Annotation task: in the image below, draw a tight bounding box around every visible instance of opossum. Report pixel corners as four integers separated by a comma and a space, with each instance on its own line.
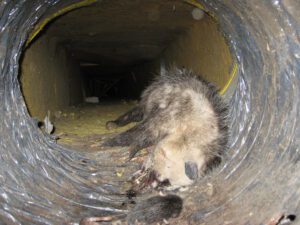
103, 67, 229, 189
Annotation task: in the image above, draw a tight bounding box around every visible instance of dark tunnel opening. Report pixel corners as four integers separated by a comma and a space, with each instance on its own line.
19, 0, 236, 151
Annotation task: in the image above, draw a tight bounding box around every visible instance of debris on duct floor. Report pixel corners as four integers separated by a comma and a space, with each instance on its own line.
53, 100, 138, 153
52, 100, 154, 199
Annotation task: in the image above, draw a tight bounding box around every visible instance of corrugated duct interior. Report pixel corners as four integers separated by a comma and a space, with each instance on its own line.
0, 0, 299, 224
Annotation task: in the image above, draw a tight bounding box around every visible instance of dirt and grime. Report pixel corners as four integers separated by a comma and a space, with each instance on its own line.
53, 100, 138, 152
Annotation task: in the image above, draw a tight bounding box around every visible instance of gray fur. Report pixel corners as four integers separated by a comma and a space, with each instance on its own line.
103, 67, 229, 189
127, 195, 182, 225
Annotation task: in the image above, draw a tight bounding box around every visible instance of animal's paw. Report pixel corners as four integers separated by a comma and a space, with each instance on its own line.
106, 121, 118, 130
131, 169, 170, 191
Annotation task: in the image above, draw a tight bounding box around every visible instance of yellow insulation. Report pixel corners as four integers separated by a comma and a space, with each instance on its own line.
184, 0, 238, 95
220, 62, 238, 95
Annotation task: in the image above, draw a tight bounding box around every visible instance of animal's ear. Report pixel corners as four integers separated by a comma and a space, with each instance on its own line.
185, 161, 198, 180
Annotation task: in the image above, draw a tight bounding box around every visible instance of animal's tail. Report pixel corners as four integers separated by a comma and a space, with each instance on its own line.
127, 194, 183, 225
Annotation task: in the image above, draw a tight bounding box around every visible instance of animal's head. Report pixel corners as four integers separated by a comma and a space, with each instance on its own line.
152, 145, 196, 190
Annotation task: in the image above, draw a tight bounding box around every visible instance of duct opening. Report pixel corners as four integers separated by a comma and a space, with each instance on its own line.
3, 0, 299, 224
19, 0, 236, 151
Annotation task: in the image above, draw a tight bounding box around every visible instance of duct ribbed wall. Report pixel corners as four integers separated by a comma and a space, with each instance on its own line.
0, 0, 299, 224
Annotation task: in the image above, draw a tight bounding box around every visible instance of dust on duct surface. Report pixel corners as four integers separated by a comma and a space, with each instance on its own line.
1, 0, 300, 225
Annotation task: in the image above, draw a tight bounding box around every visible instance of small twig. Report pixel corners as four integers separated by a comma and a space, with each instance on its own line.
80, 216, 113, 225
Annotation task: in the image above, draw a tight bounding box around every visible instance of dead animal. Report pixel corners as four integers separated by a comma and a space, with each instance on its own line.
103, 67, 229, 190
